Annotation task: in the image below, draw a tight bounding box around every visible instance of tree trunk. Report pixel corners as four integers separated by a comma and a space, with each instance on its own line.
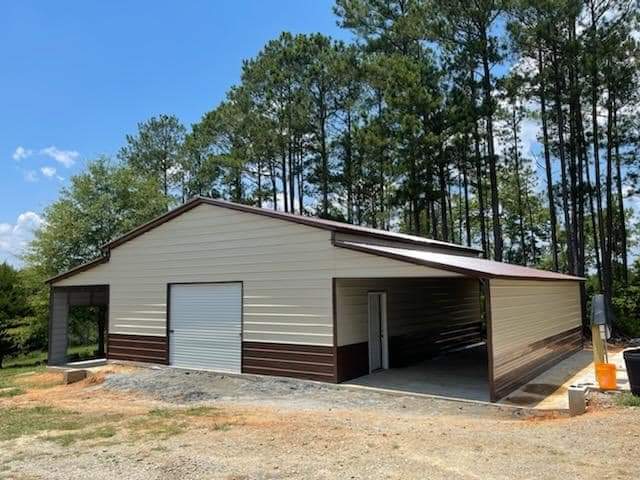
512, 102, 527, 265
411, 151, 421, 234
605, 81, 615, 288
538, 48, 559, 272
613, 98, 628, 283
439, 155, 449, 242
590, 1, 612, 310
257, 158, 263, 208
320, 107, 329, 217
288, 135, 295, 213
270, 160, 278, 210
297, 139, 305, 215
463, 152, 472, 247
345, 110, 353, 223
473, 123, 487, 257
280, 140, 288, 213
481, 43, 503, 261
471, 67, 488, 257
552, 50, 574, 274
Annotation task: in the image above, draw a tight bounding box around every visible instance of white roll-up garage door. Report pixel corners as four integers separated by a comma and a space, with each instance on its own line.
169, 283, 242, 373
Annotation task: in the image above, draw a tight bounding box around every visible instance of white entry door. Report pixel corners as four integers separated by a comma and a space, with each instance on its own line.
169, 283, 242, 373
368, 292, 388, 373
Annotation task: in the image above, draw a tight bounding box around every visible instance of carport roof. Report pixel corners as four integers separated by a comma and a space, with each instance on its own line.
334, 240, 584, 282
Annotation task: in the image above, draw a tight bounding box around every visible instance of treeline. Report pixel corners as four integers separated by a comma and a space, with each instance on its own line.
111, 1, 639, 311
17, 0, 640, 344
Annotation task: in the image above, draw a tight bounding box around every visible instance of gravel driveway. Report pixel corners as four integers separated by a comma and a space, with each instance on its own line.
1, 365, 638, 480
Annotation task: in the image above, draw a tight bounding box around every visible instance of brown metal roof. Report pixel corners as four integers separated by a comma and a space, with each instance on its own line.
103, 196, 481, 254
49, 197, 579, 285
334, 240, 584, 282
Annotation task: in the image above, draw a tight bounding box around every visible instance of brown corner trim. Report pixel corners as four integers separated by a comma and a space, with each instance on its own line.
482, 279, 496, 402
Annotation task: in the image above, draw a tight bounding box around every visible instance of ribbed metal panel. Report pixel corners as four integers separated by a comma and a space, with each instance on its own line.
48, 289, 69, 365
490, 279, 583, 399
169, 283, 242, 373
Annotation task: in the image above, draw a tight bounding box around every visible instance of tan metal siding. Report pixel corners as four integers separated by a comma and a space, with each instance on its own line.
53, 203, 458, 346
489, 279, 582, 399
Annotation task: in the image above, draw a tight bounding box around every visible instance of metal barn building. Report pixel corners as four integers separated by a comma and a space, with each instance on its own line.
47, 197, 583, 401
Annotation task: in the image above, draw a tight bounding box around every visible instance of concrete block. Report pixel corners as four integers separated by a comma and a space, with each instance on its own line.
568, 386, 586, 416
63, 369, 87, 384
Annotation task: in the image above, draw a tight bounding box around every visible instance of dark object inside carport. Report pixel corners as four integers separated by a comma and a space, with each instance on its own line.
623, 348, 640, 396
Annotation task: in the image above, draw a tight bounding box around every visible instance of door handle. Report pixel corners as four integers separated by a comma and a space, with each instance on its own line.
169, 329, 175, 334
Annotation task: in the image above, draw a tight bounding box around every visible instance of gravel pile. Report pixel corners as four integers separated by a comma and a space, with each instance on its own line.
104, 367, 337, 403
102, 366, 503, 416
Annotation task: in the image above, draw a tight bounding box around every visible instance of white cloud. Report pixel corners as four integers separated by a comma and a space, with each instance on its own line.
23, 170, 38, 182
0, 211, 44, 266
40, 166, 57, 177
12, 146, 32, 161
40, 146, 79, 168
519, 117, 540, 160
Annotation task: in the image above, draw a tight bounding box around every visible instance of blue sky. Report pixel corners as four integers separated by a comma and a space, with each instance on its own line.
0, 0, 348, 265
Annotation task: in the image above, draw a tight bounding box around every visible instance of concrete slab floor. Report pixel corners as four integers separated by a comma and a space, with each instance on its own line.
47, 358, 107, 373
501, 347, 630, 410
346, 345, 490, 402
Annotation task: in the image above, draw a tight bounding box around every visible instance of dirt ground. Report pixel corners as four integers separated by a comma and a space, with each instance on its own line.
1, 365, 639, 480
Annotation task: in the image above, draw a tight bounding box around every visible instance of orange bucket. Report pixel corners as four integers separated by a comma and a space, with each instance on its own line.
595, 363, 617, 390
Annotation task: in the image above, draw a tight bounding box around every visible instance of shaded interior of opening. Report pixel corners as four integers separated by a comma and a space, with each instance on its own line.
66, 305, 107, 361
336, 277, 490, 401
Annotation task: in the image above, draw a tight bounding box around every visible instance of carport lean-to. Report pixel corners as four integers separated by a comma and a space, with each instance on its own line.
47, 197, 584, 402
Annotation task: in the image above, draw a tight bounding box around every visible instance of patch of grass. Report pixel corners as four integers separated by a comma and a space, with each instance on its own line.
0, 387, 25, 398
3, 351, 47, 369
128, 416, 186, 440
66, 343, 100, 362
0, 406, 91, 441
138, 406, 230, 436
149, 406, 221, 418
16, 374, 63, 390
0, 365, 45, 389
45, 425, 117, 447
615, 392, 640, 407
184, 406, 219, 417
148, 408, 174, 418
3, 345, 100, 370
210, 422, 231, 432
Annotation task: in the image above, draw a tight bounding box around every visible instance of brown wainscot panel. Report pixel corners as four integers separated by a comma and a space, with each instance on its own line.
242, 341, 336, 382
493, 326, 583, 400
336, 342, 369, 382
107, 334, 168, 364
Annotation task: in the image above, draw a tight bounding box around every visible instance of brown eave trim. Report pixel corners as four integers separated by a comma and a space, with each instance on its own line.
333, 240, 585, 282
103, 196, 480, 254
46, 256, 109, 285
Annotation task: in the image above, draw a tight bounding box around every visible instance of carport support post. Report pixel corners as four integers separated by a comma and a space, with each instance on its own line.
481, 279, 497, 402
48, 287, 69, 365
97, 307, 106, 358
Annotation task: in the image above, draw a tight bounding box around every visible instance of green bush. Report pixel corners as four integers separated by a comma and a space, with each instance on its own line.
612, 286, 640, 337
615, 392, 640, 407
